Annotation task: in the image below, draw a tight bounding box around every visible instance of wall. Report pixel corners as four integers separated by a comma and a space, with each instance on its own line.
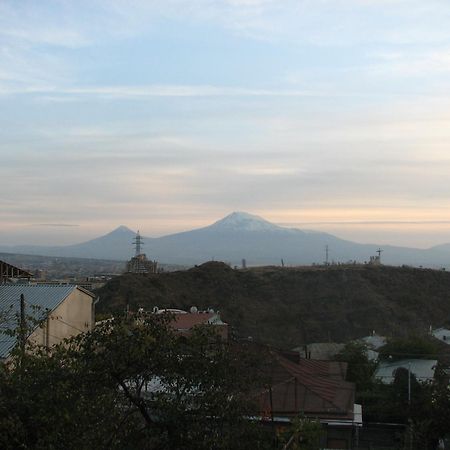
29, 289, 94, 348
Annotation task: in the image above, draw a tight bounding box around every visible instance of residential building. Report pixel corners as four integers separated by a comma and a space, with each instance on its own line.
432, 327, 450, 345
154, 307, 228, 340
374, 358, 438, 384
257, 348, 360, 449
0, 284, 96, 361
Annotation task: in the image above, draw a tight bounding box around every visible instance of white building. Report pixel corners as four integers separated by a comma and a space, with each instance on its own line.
432, 327, 450, 345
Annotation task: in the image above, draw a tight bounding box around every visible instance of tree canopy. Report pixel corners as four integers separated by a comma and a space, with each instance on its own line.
0, 314, 270, 450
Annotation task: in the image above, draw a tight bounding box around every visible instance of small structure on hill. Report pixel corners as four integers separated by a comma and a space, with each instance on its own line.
126, 231, 157, 274
368, 248, 383, 266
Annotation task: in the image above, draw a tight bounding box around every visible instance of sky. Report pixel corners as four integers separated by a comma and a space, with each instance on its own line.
1, 0, 450, 248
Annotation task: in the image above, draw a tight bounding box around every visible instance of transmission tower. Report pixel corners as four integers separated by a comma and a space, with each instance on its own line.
133, 230, 144, 256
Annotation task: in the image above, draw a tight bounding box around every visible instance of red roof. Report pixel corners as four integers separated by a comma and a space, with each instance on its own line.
170, 312, 216, 330
259, 350, 355, 420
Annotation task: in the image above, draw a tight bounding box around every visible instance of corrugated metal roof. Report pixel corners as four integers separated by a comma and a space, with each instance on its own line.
259, 352, 355, 420
0, 284, 77, 359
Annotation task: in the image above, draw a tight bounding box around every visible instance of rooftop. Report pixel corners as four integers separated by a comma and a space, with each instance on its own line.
0, 284, 94, 359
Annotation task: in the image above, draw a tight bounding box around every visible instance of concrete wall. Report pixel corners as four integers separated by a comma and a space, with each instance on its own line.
29, 289, 94, 348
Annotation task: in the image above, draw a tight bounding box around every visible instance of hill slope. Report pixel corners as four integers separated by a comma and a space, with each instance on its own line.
96, 262, 450, 348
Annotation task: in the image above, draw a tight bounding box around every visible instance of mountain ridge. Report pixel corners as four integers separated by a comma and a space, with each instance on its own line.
1, 212, 450, 268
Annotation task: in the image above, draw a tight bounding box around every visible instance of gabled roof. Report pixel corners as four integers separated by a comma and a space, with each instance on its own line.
0, 284, 94, 359
260, 351, 355, 420
359, 334, 387, 350
432, 327, 450, 345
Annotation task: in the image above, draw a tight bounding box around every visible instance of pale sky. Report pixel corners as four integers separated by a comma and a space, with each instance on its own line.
1, 0, 450, 248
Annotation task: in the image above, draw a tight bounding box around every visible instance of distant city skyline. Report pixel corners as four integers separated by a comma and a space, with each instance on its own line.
2, 1, 450, 248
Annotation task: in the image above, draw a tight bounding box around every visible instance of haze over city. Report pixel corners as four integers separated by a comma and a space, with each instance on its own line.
2, 1, 450, 248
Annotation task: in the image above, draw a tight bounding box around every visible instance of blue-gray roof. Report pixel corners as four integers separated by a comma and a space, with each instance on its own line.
375, 358, 438, 384
0, 284, 78, 359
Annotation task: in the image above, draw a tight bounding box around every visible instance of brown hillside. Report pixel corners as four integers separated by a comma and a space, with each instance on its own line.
96, 262, 450, 348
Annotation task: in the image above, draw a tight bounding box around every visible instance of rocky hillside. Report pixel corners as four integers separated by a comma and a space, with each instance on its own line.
96, 262, 450, 348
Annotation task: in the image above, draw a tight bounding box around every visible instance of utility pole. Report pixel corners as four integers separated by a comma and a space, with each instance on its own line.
325, 245, 329, 265
408, 362, 413, 450
19, 293, 26, 372
408, 362, 411, 405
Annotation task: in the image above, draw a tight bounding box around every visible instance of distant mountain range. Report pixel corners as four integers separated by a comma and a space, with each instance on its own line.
2, 212, 450, 268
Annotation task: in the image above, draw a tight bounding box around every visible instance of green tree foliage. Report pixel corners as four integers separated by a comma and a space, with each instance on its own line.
0, 314, 270, 450
335, 342, 377, 391
278, 415, 323, 450
378, 335, 439, 361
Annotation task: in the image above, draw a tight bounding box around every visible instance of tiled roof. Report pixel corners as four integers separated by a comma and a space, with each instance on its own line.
0, 284, 78, 359
170, 312, 225, 330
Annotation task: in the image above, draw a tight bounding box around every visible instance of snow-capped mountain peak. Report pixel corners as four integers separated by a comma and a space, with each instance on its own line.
209, 212, 282, 232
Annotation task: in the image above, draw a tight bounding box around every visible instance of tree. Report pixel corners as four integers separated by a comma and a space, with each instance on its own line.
378, 335, 439, 361
335, 342, 377, 391
0, 314, 270, 450
278, 415, 323, 450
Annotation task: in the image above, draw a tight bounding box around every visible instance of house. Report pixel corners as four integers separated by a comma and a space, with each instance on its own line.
432, 327, 450, 345
0, 284, 96, 361
154, 307, 228, 340
356, 333, 387, 361
257, 349, 360, 449
374, 358, 438, 384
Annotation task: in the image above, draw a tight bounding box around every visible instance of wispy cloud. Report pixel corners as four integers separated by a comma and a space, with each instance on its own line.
33, 223, 80, 228
34, 84, 322, 99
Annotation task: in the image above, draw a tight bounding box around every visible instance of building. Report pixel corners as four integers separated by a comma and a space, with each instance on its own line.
293, 342, 345, 360
154, 307, 228, 340
126, 231, 157, 274
0, 259, 33, 284
432, 327, 450, 345
0, 284, 96, 361
374, 358, 438, 384
257, 348, 360, 449
126, 253, 158, 274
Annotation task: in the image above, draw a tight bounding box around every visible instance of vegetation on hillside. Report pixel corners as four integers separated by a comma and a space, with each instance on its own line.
96, 262, 450, 347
